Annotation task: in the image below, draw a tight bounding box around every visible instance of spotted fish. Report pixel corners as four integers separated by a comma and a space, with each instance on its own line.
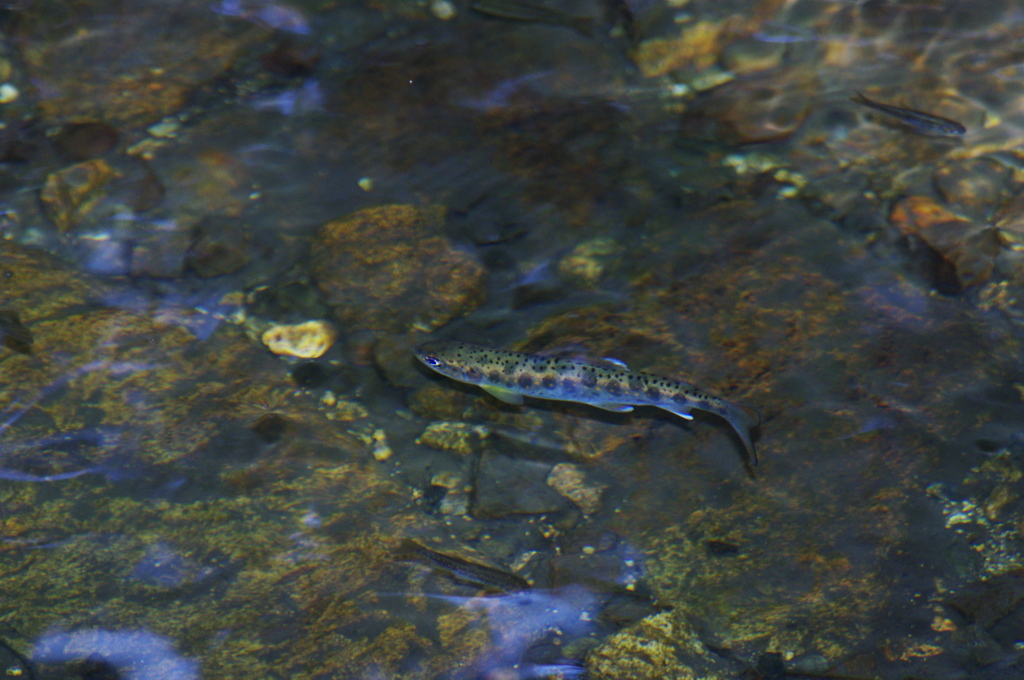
414, 340, 760, 464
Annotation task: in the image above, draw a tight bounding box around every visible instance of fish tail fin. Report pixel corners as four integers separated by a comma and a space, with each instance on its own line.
737, 403, 761, 427
725, 402, 760, 466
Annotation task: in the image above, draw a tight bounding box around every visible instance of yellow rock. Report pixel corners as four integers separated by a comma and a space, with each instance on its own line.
261, 320, 336, 358
632, 19, 733, 78
371, 428, 392, 461
416, 421, 489, 455
547, 463, 605, 515
40, 159, 119, 233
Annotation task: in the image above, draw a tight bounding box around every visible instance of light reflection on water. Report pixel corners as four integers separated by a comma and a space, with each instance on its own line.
33, 629, 200, 680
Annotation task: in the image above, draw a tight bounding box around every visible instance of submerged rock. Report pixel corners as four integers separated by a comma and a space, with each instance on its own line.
311, 205, 487, 333
547, 462, 605, 514
52, 121, 120, 161
40, 159, 118, 233
890, 195, 998, 290
416, 421, 489, 455
473, 451, 570, 517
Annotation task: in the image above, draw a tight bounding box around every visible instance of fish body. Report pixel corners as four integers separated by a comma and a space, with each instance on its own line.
414, 340, 760, 464
396, 538, 530, 593
851, 92, 966, 136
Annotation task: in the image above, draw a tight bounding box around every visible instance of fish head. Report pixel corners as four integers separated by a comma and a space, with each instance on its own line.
413, 340, 481, 383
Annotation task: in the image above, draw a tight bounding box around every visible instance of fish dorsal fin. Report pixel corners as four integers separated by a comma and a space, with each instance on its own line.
530, 345, 628, 370
482, 385, 525, 405
557, 352, 626, 368
591, 403, 634, 413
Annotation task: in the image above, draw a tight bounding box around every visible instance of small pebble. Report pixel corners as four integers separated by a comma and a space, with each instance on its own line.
147, 119, 179, 138
261, 320, 336, 358
0, 83, 19, 104
430, 0, 456, 19
371, 429, 392, 461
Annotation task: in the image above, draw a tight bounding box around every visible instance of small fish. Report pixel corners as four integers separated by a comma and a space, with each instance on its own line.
396, 538, 531, 593
851, 92, 966, 136
0, 310, 32, 354
414, 340, 760, 464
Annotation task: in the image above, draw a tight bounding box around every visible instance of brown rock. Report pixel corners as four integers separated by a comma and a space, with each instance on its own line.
632, 19, 734, 78
311, 205, 487, 333
14, 1, 268, 128
933, 158, 1013, 221
40, 159, 118, 233
692, 73, 815, 144
890, 195, 998, 289
185, 217, 251, 278
129, 231, 191, 279
407, 384, 474, 421
721, 36, 785, 75
52, 121, 120, 161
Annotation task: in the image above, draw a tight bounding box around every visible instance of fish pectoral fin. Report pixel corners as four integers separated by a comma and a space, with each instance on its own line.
591, 403, 635, 413
658, 405, 694, 421
482, 385, 525, 405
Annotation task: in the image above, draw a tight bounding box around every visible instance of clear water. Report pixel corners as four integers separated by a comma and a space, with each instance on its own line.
1, 0, 1024, 678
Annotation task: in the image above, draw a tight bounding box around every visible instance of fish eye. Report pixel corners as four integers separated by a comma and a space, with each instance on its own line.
423, 355, 441, 367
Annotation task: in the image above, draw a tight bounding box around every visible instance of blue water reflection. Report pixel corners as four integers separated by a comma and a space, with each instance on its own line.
33, 629, 200, 680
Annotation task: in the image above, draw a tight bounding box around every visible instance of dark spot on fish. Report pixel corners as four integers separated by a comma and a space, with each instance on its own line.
695, 399, 711, 411
606, 381, 622, 396
647, 387, 661, 400
488, 371, 501, 382
582, 373, 598, 388
562, 378, 577, 393
673, 393, 690, 404
465, 367, 481, 380
518, 374, 534, 388
541, 375, 556, 389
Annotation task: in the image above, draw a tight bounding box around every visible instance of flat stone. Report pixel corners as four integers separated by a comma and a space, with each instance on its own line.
472, 451, 569, 518
311, 205, 487, 334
